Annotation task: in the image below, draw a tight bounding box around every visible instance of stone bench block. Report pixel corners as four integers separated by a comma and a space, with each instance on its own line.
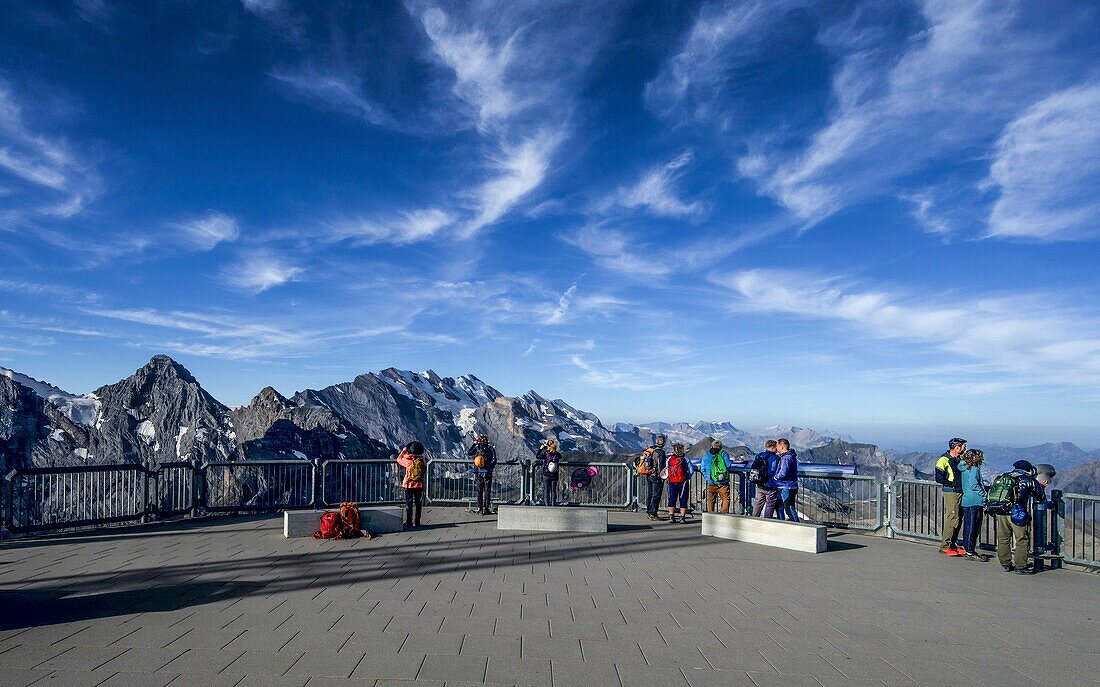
283, 506, 404, 538
701, 512, 827, 553
496, 505, 608, 533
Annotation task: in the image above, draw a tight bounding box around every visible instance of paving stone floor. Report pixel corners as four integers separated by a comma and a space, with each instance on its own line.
0, 508, 1097, 687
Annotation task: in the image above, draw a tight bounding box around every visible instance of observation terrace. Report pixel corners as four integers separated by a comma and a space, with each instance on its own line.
2, 506, 1098, 687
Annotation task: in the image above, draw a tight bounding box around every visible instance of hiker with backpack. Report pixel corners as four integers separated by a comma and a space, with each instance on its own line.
750, 439, 780, 517
637, 434, 667, 520
958, 448, 989, 561
772, 439, 799, 522
397, 441, 427, 528
988, 460, 1053, 574
665, 442, 692, 523
536, 439, 562, 506
467, 434, 497, 515
700, 439, 732, 513
935, 438, 967, 556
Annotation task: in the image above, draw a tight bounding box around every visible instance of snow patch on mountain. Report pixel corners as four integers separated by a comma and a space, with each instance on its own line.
0, 367, 101, 426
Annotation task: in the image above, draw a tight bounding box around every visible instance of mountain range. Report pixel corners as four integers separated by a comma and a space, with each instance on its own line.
2, 355, 1097, 496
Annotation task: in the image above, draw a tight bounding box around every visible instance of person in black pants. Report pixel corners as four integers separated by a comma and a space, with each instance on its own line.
397, 442, 426, 527
468, 434, 497, 515
644, 435, 668, 520
536, 439, 562, 505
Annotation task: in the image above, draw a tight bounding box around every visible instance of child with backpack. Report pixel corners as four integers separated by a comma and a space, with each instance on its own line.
665, 443, 692, 523
957, 448, 989, 560
536, 439, 562, 506
397, 441, 427, 528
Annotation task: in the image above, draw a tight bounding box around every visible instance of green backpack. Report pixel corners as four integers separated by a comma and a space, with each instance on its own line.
985, 472, 1018, 515
709, 452, 729, 483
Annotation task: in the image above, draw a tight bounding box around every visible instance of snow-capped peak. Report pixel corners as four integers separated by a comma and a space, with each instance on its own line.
1, 367, 101, 426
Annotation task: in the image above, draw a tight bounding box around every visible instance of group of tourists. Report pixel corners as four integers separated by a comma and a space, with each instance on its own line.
935, 437, 1055, 574
634, 434, 801, 523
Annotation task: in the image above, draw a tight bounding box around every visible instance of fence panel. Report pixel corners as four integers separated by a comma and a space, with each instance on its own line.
4, 464, 148, 533
202, 461, 314, 511
539, 463, 633, 505
796, 474, 882, 530
427, 459, 526, 506
892, 478, 943, 541
322, 460, 404, 505
1062, 493, 1100, 567
153, 462, 195, 517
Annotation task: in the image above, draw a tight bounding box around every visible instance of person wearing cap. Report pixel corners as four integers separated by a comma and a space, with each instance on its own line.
643, 435, 668, 520
467, 434, 497, 515
935, 438, 967, 556
700, 439, 733, 513
397, 441, 427, 528
771, 438, 799, 522
995, 460, 1052, 574
665, 442, 692, 523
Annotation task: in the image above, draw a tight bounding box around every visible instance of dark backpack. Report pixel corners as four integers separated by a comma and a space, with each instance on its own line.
667, 456, 687, 484
748, 455, 770, 486
570, 467, 591, 489
985, 472, 1019, 515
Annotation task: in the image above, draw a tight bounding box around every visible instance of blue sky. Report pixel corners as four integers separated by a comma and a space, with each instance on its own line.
2, 0, 1100, 448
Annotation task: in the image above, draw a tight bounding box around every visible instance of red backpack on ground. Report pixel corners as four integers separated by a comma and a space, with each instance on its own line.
313, 511, 342, 539
667, 455, 688, 484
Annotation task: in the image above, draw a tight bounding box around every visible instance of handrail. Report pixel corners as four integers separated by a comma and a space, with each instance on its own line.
2, 459, 1094, 570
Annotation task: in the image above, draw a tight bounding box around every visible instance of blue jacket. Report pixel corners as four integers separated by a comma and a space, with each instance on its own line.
758, 450, 779, 488
771, 450, 798, 490
467, 442, 497, 475
958, 463, 987, 507
700, 450, 731, 485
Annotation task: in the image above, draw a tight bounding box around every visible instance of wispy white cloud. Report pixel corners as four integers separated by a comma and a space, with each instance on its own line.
563, 224, 668, 277
569, 353, 716, 392
722, 269, 1100, 388
174, 211, 240, 251
222, 251, 303, 294
606, 151, 704, 219
461, 131, 560, 237
984, 82, 1100, 241
269, 65, 400, 130
0, 77, 96, 218
321, 207, 454, 246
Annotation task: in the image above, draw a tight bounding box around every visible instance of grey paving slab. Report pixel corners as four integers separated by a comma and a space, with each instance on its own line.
167, 673, 244, 687
98, 671, 179, 687
416, 654, 488, 683
460, 633, 522, 658
222, 649, 304, 676
285, 650, 366, 679
485, 656, 552, 686
399, 632, 463, 655
551, 657, 622, 687
680, 667, 756, 687
615, 662, 690, 687
348, 649, 424, 681
231, 676, 308, 687
158, 648, 245, 675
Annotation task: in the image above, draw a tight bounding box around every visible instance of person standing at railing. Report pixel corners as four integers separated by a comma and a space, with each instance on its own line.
772, 439, 799, 522
935, 437, 967, 556
958, 448, 989, 561
700, 439, 732, 513
468, 434, 497, 515
992, 460, 1050, 575
665, 443, 691, 523
397, 441, 427, 528
536, 439, 562, 506
638, 435, 668, 521
751, 440, 780, 517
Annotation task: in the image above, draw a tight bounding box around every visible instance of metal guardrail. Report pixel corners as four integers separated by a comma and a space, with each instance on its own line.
428, 459, 527, 506
202, 460, 315, 512
321, 459, 404, 506
1062, 493, 1100, 567
4, 464, 149, 533
3, 460, 1095, 571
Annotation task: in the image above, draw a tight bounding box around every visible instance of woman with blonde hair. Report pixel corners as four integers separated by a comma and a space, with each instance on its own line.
536, 438, 562, 506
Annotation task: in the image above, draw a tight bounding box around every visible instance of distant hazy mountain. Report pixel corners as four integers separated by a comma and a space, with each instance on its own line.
1055, 460, 1100, 496
614, 420, 849, 451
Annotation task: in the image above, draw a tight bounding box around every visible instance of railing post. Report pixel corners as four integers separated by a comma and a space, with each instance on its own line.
311, 458, 322, 509
884, 475, 895, 538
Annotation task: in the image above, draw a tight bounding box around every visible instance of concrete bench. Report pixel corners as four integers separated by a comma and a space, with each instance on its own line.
283, 506, 404, 538
701, 512, 827, 553
497, 505, 608, 533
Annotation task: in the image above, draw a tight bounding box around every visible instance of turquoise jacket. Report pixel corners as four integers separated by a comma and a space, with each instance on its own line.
958, 463, 988, 508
